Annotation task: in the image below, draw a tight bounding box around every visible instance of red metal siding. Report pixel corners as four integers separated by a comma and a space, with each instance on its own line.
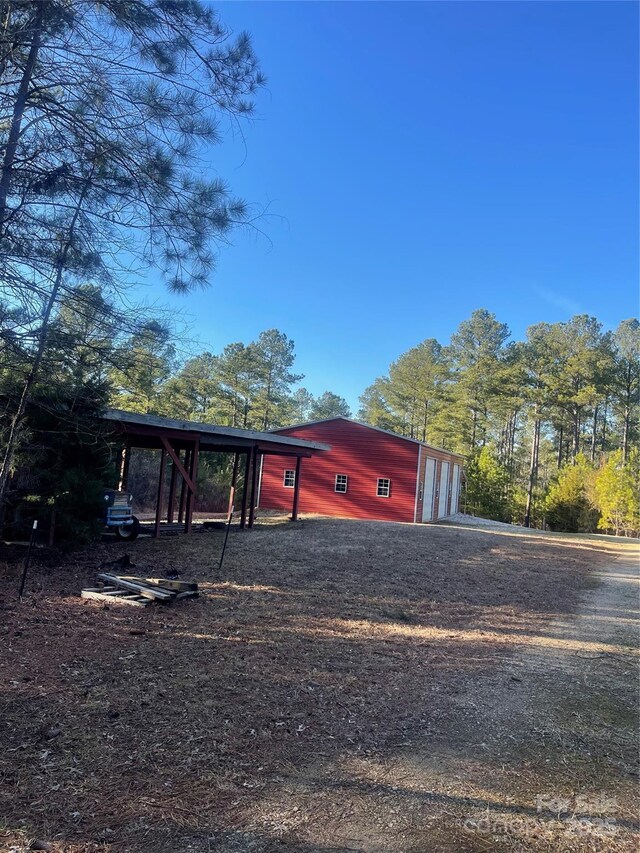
259, 420, 421, 523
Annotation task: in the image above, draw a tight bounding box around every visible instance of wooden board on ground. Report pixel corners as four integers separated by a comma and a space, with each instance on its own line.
96, 573, 175, 601
81, 588, 149, 607
119, 576, 198, 592
83, 574, 199, 607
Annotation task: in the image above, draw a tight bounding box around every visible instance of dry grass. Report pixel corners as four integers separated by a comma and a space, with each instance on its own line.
0, 515, 638, 853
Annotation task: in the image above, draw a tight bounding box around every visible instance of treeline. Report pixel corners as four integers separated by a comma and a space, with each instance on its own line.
109, 320, 351, 428
2, 288, 637, 539
1, 283, 351, 438
0, 284, 351, 537
358, 310, 639, 536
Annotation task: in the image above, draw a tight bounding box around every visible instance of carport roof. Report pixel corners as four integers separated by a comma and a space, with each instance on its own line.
103, 409, 330, 456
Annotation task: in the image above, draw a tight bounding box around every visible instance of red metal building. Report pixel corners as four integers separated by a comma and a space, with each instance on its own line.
258, 418, 464, 524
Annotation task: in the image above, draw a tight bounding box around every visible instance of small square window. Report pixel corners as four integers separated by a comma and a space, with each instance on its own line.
283, 469, 295, 488
377, 478, 391, 498
335, 474, 348, 493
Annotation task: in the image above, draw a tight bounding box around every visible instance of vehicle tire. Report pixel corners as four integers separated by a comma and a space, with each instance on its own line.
115, 516, 140, 541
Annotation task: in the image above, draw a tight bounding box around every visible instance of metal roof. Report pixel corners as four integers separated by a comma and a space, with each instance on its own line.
103, 409, 330, 453
270, 416, 465, 459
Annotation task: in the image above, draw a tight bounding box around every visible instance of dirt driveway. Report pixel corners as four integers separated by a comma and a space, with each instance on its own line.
1, 516, 638, 852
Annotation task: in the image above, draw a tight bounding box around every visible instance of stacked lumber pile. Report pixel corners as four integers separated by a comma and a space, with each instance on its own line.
81, 574, 198, 607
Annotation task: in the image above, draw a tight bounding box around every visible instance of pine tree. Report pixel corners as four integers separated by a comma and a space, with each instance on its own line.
287, 388, 315, 423
214, 341, 261, 428
358, 378, 403, 433
0, 0, 265, 516
356, 309, 635, 532
252, 330, 303, 429
110, 321, 176, 414
159, 353, 220, 421
447, 309, 511, 453
309, 392, 351, 420
611, 319, 640, 461
534, 316, 609, 463
385, 339, 449, 442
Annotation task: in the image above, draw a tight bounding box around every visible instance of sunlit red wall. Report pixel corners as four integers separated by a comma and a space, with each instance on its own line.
259, 419, 421, 523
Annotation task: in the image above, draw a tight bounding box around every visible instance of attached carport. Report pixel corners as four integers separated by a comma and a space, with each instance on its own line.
103, 409, 329, 536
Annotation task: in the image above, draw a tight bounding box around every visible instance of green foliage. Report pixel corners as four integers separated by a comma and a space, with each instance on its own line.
159, 353, 220, 421
110, 320, 176, 414
446, 310, 512, 453
386, 339, 448, 441
213, 341, 261, 427
309, 391, 351, 420
287, 388, 315, 423
193, 454, 236, 513
2, 375, 114, 545
611, 319, 640, 460
0, 0, 267, 521
1, 286, 118, 544
594, 450, 640, 536
358, 308, 637, 533
358, 378, 402, 433
1, 0, 266, 300
510, 485, 529, 526
48, 285, 118, 387
464, 445, 511, 522
359, 311, 518, 455
544, 455, 599, 533
251, 329, 303, 429
110, 326, 348, 432
52, 466, 111, 547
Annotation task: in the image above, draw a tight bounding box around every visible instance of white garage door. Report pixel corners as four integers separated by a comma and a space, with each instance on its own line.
450, 464, 460, 515
422, 457, 437, 521
437, 461, 450, 519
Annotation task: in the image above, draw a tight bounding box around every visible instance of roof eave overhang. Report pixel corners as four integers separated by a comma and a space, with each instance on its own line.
103, 410, 329, 455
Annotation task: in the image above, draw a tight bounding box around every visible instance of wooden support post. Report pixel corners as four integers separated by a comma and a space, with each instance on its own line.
154, 447, 167, 538
240, 450, 251, 529
167, 449, 179, 524
184, 438, 200, 533
160, 437, 196, 491
177, 448, 191, 524
228, 452, 239, 519
118, 444, 130, 491
248, 447, 260, 529
161, 437, 200, 528
291, 455, 302, 521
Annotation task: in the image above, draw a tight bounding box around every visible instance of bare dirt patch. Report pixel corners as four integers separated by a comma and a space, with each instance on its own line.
1, 516, 638, 852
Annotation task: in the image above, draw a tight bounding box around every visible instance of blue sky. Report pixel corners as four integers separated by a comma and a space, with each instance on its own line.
145, 1, 638, 411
